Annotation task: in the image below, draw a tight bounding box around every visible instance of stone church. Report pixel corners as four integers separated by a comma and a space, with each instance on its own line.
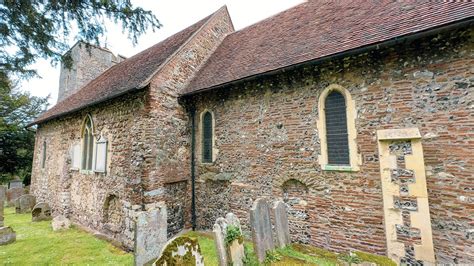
29, 1, 473, 264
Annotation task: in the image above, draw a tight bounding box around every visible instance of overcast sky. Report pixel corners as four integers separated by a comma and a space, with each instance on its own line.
20, 0, 304, 107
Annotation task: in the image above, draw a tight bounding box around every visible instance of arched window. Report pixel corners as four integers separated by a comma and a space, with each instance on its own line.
325, 91, 350, 165
316, 84, 360, 171
41, 141, 47, 169
82, 115, 94, 170
201, 111, 213, 163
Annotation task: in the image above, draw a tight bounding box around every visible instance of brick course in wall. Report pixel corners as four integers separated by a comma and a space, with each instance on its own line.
187, 26, 473, 263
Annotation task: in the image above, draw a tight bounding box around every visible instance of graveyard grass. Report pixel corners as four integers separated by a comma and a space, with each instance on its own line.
1, 207, 395, 265
0, 207, 133, 265
184, 231, 396, 266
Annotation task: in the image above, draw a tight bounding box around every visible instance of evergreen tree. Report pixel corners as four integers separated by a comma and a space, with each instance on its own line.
0, 73, 49, 184
0, 0, 161, 78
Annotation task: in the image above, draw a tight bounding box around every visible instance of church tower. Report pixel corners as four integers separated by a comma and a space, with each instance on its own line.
57, 41, 125, 102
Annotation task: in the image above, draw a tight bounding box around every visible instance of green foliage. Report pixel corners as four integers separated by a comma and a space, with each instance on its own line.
0, 0, 162, 78
1, 207, 133, 264
242, 243, 259, 266
338, 252, 362, 265
0, 76, 49, 184
264, 249, 282, 264
225, 225, 243, 246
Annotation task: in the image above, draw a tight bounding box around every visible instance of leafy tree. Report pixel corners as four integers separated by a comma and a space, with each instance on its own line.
1, 0, 161, 78
0, 73, 49, 185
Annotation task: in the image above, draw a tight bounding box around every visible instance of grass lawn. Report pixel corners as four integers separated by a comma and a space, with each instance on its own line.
184, 231, 395, 266
0, 207, 133, 265
1, 206, 394, 265
185, 230, 339, 265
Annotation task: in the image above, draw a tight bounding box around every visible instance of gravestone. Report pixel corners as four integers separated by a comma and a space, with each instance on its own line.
6, 187, 24, 206
134, 204, 167, 266
273, 200, 291, 247
0, 186, 6, 203
0, 201, 4, 227
250, 198, 274, 262
153, 236, 204, 266
213, 213, 245, 266
0, 198, 16, 245
228, 236, 245, 266
8, 179, 23, 189
52, 215, 71, 231
213, 218, 228, 266
0, 188, 5, 227
0, 226, 16, 245
32, 202, 52, 222
15, 194, 36, 214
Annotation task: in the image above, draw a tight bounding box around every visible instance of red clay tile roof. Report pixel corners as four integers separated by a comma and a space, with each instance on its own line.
183, 1, 474, 95
32, 12, 214, 125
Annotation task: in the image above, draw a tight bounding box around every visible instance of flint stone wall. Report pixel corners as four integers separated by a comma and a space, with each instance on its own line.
192, 26, 474, 263
30, 91, 148, 250
30, 8, 234, 251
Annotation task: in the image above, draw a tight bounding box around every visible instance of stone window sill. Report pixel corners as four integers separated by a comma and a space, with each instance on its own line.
79, 169, 95, 175
322, 165, 357, 172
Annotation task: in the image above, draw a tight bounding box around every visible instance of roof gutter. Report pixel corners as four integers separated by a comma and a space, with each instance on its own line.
180, 17, 474, 99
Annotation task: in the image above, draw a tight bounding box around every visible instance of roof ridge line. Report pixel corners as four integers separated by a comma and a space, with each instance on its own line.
231, 0, 307, 35
137, 5, 230, 89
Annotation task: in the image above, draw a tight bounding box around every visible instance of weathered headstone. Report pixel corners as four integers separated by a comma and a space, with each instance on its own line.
0, 226, 16, 245
213, 213, 245, 266
0, 188, 5, 227
152, 236, 204, 266
228, 237, 245, 266
0, 199, 16, 245
8, 179, 23, 189
0, 201, 4, 227
6, 187, 24, 206
15, 194, 36, 214
250, 198, 274, 262
134, 204, 167, 266
273, 200, 290, 247
52, 215, 71, 231
32, 202, 52, 222
213, 218, 228, 266
0, 186, 6, 203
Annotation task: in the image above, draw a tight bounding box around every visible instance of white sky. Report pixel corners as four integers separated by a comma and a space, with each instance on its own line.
20, 0, 305, 107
